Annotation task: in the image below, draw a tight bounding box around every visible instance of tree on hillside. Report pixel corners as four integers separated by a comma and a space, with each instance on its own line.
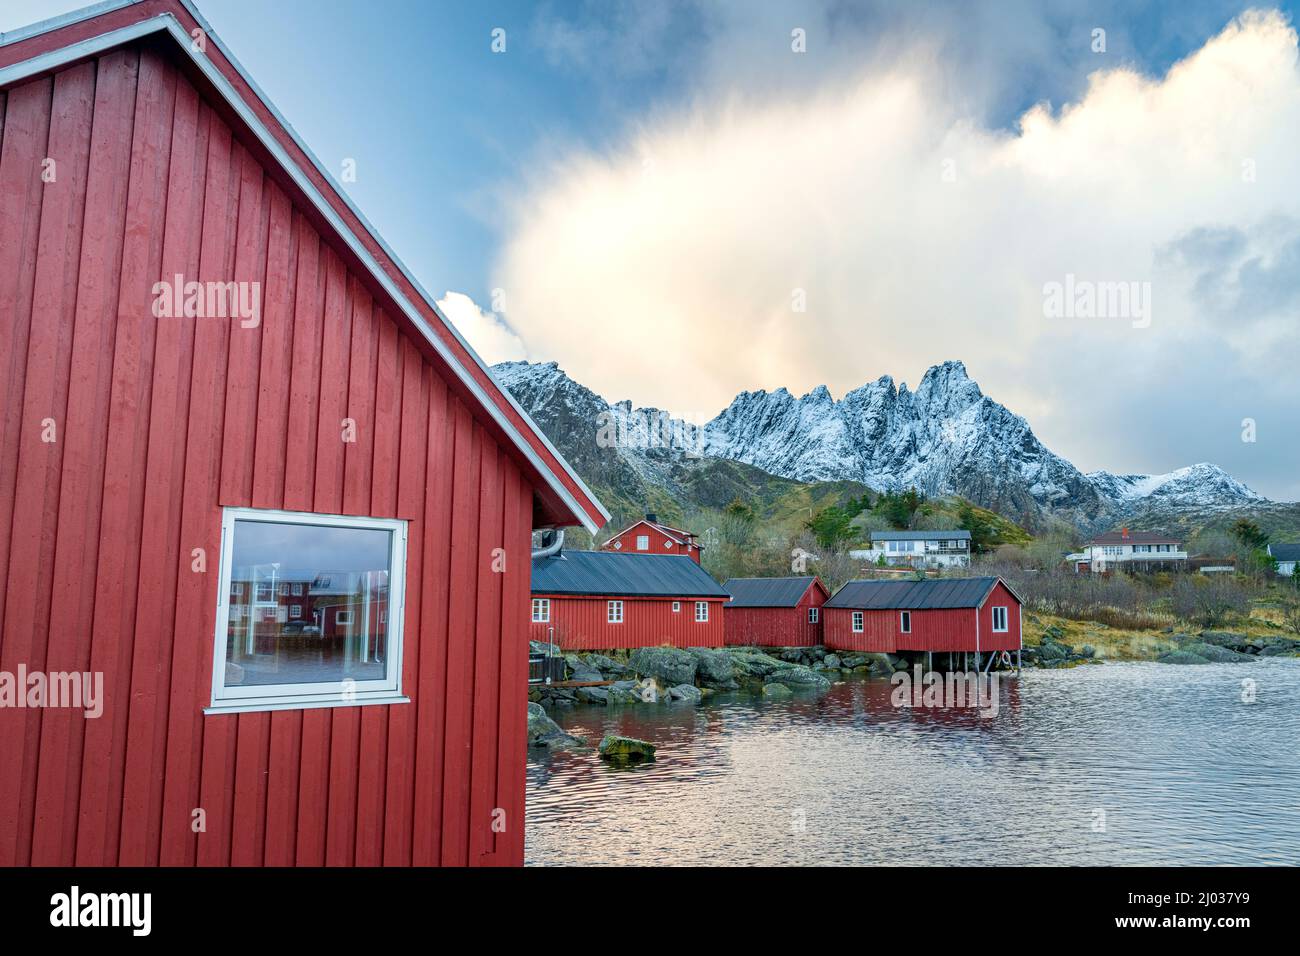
724, 497, 755, 523
1231, 519, 1268, 551
957, 501, 996, 553
874, 487, 925, 529
807, 505, 855, 550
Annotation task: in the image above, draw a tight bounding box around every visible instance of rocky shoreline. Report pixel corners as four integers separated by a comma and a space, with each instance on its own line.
525, 630, 1300, 751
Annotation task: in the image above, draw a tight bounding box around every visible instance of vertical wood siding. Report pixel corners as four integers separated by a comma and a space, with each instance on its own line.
723, 582, 827, 647
0, 48, 531, 866
825, 584, 1021, 654
529, 596, 725, 650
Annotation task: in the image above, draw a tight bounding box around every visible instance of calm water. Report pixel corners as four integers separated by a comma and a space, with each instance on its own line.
526, 661, 1300, 865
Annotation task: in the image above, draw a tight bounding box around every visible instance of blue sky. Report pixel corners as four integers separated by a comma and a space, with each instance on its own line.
5, 1, 1299, 498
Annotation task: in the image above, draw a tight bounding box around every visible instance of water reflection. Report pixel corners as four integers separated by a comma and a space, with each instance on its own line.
526, 661, 1300, 866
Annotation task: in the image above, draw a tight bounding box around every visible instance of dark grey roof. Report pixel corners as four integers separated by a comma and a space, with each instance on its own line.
825, 576, 1015, 610
532, 550, 728, 598
1270, 543, 1300, 561
869, 530, 971, 542
724, 577, 821, 608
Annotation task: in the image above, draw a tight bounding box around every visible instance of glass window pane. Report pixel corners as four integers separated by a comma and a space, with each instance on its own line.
225, 519, 393, 688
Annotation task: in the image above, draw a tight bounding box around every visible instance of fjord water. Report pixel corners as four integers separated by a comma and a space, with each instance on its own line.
526, 661, 1300, 865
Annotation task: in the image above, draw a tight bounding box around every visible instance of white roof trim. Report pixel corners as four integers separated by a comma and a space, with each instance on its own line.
0, 0, 609, 534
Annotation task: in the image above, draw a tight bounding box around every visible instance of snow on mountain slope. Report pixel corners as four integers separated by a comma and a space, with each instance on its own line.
493, 359, 1270, 530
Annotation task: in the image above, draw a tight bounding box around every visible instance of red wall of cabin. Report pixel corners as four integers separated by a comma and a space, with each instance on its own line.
724, 582, 827, 647
0, 48, 534, 867
824, 584, 1021, 654
529, 595, 725, 650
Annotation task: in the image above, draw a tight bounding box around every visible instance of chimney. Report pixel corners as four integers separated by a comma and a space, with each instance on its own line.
645, 512, 658, 524
1121, 527, 1129, 541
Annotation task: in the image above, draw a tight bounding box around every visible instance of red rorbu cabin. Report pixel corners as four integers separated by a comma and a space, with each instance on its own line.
0, 0, 608, 867
723, 576, 828, 647
601, 513, 703, 563
530, 549, 728, 650
823, 577, 1022, 661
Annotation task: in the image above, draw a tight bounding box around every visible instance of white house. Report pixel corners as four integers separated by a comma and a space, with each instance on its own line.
850, 530, 971, 569
1067, 530, 1187, 573
1268, 543, 1300, 577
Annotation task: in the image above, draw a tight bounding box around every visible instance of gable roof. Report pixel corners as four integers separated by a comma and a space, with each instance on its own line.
0, 0, 608, 534
724, 577, 824, 608
1269, 543, 1300, 562
532, 550, 728, 598
1087, 531, 1180, 546
603, 518, 701, 550
825, 576, 1020, 610
869, 530, 971, 542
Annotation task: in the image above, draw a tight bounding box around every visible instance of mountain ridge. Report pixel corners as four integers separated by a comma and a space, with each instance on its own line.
493, 359, 1272, 534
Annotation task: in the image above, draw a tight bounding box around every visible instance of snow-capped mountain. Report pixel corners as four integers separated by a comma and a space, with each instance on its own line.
493, 359, 1269, 531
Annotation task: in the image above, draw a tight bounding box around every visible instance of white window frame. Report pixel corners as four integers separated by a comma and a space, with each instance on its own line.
852, 610, 864, 633
334, 609, 354, 626
289, 604, 302, 619
672, 601, 680, 613
608, 600, 624, 623
208, 507, 408, 714
992, 606, 1009, 633
808, 607, 819, 624
636, 534, 650, 551
532, 598, 550, 623
900, 611, 911, 633
695, 601, 708, 622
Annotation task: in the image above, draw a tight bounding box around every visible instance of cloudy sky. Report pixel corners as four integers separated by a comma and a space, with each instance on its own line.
5, 1, 1298, 499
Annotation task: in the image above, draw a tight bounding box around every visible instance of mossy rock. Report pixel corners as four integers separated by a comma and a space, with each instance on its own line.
598, 735, 656, 762
762, 683, 793, 698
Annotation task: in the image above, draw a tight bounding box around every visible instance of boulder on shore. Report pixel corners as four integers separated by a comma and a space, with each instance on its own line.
527, 702, 585, 749
598, 735, 656, 762
762, 682, 793, 698
769, 664, 831, 688
667, 683, 703, 703
1157, 650, 1211, 665
628, 646, 697, 686
1181, 642, 1254, 663
688, 648, 738, 688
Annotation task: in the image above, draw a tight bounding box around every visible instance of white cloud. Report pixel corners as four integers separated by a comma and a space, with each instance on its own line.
493, 9, 1300, 498
436, 291, 528, 364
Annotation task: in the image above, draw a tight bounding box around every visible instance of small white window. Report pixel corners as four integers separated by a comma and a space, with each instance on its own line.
532, 598, 550, 623
291, 583, 303, 596
694, 601, 708, 622
636, 535, 650, 551
608, 600, 624, 623
852, 611, 864, 633
808, 607, 819, 624
210, 507, 407, 714
672, 601, 680, 612
613, 540, 622, 549
900, 611, 911, 633
992, 606, 1009, 632
665, 540, 673, 549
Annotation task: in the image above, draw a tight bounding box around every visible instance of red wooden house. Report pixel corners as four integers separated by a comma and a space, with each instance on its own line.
723, 576, 828, 647
531, 549, 727, 650
824, 577, 1022, 660
601, 513, 703, 563
0, 0, 607, 867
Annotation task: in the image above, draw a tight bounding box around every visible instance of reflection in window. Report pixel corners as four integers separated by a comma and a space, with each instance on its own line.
224, 519, 393, 689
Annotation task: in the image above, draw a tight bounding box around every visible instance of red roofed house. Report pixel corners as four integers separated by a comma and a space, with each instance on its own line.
824, 577, 1022, 666
723, 576, 829, 647
0, 0, 607, 867
601, 513, 703, 563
